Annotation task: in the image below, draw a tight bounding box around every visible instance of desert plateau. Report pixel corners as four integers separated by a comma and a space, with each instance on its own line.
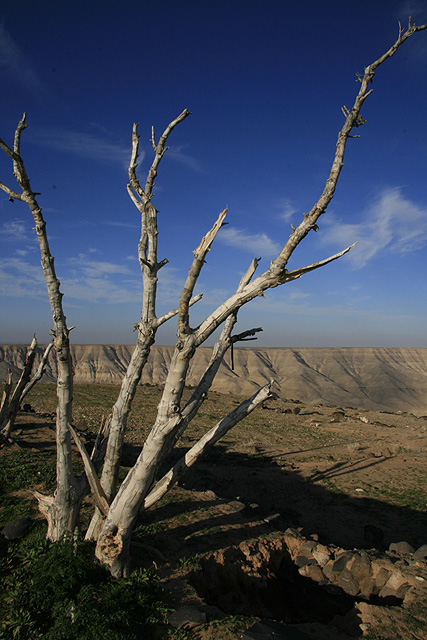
1, 345, 427, 415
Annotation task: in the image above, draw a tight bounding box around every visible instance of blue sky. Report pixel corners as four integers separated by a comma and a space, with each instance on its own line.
0, 0, 426, 347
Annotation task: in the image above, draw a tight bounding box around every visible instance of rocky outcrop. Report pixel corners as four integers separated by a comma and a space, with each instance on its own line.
1, 345, 426, 415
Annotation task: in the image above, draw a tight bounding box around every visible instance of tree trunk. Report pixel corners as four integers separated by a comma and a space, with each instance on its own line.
0, 116, 85, 539
1, 336, 38, 438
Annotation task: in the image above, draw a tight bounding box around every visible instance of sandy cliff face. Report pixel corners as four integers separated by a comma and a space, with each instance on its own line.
1, 344, 426, 415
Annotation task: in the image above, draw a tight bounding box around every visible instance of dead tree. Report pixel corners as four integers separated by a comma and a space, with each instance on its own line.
0, 336, 54, 440
0, 20, 425, 576
0, 123, 85, 540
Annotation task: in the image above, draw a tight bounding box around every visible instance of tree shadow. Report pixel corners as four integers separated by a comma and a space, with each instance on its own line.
144, 444, 427, 556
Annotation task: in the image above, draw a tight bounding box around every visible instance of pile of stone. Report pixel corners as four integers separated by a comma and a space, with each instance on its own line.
285, 527, 427, 604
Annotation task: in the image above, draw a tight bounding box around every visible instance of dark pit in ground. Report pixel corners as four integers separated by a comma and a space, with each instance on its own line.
191, 548, 354, 624
189, 544, 404, 626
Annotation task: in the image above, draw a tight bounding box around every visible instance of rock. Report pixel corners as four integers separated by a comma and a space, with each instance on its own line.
299, 563, 325, 582
359, 415, 369, 423
263, 512, 287, 529
242, 619, 312, 639
413, 544, 427, 562
348, 552, 372, 580
294, 556, 315, 568
384, 571, 408, 591
202, 490, 218, 500
373, 567, 391, 590
378, 586, 400, 601
168, 606, 206, 629
298, 540, 317, 557
75, 417, 88, 432
322, 560, 336, 582
336, 568, 360, 596
22, 403, 32, 412
332, 551, 354, 574
396, 582, 412, 600
389, 541, 414, 555
331, 410, 346, 422
312, 544, 331, 567
1, 517, 33, 540
358, 577, 375, 600
224, 500, 245, 513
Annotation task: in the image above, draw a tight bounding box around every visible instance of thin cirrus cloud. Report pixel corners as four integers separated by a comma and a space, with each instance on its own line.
166, 145, 204, 173
0, 257, 46, 298
0, 23, 44, 95
28, 128, 132, 167
0, 220, 29, 240
277, 199, 298, 223
219, 227, 281, 258
322, 187, 427, 268
62, 257, 140, 304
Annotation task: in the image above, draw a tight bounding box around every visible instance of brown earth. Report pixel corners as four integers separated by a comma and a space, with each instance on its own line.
2, 383, 427, 639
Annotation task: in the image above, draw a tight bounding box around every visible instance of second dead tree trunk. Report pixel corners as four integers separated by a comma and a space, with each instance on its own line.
0, 337, 53, 440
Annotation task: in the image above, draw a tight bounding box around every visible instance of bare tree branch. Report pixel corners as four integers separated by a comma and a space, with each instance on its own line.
284, 244, 356, 281
143, 381, 273, 509
178, 207, 227, 334
69, 423, 110, 516
145, 109, 190, 197
21, 339, 54, 401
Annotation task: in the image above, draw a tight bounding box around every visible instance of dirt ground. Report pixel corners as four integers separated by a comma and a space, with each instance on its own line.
3, 383, 427, 638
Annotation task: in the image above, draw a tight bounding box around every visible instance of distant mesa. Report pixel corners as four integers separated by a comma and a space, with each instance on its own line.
0, 345, 426, 416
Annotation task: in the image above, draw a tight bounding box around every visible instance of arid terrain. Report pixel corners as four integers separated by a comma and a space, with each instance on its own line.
1, 379, 427, 639
1, 345, 427, 415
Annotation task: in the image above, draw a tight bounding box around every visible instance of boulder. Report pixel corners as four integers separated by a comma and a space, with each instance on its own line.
347, 552, 372, 580
242, 619, 312, 640
298, 563, 325, 582
312, 544, 331, 567
336, 568, 360, 596
373, 567, 391, 590
389, 541, 414, 555
413, 544, 427, 562
168, 606, 206, 629
1, 517, 33, 540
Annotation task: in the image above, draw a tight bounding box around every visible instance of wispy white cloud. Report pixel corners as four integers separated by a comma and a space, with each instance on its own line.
277, 198, 299, 222
248, 289, 417, 324
61, 276, 140, 305
105, 220, 139, 229
219, 227, 281, 258
74, 258, 132, 279
166, 145, 204, 173
0, 22, 44, 94
28, 128, 132, 167
0, 220, 28, 240
0, 257, 46, 298
64, 256, 139, 303
322, 187, 427, 267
